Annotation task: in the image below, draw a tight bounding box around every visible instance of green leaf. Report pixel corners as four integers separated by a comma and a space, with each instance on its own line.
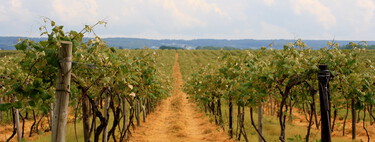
29, 100, 36, 107
14, 101, 23, 109
110, 47, 116, 53
15, 41, 27, 50
0, 103, 12, 111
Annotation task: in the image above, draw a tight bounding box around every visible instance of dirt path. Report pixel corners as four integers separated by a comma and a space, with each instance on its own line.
129, 53, 232, 142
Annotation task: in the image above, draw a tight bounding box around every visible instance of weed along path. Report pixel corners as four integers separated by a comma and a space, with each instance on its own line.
129, 53, 232, 142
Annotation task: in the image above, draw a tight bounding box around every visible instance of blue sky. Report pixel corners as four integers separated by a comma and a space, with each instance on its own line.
0, 0, 374, 40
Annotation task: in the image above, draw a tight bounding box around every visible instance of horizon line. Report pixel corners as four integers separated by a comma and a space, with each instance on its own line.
0, 35, 373, 42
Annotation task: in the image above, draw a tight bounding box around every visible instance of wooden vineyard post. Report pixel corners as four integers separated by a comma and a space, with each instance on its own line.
122, 96, 127, 139
229, 95, 233, 138
351, 98, 356, 140
103, 93, 110, 142
258, 104, 263, 142
143, 101, 146, 123
136, 98, 141, 126
52, 41, 72, 142
317, 64, 331, 142
12, 96, 22, 142
50, 103, 53, 130
15, 108, 21, 142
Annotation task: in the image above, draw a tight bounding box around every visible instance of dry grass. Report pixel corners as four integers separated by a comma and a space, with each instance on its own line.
214, 103, 367, 142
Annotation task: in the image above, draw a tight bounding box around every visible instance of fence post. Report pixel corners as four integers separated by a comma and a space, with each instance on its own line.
52, 41, 72, 142
136, 98, 141, 126
318, 64, 331, 142
258, 104, 263, 142
12, 96, 22, 142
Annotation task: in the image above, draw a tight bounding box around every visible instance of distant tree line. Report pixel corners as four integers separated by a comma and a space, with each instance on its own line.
195, 46, 238, 50
340, 42, 375, 49
159, 45, 183, 50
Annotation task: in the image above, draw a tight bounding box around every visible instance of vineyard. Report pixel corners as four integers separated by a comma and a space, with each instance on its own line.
180, 48, 375, 142
0, 21, 374, 142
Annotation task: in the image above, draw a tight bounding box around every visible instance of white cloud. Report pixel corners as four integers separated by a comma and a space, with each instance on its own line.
160, 0, 205, 28
0, 0, 32, 22
0, 0, 375, 40
185, 0, 228, 17
327, 0, 375, 35
11, 0, 22, 8
290, 0, 336, 29
153, 0, 231, 28
52, 0, 99, 25
259, 22, 292, 39
358, 0, 375, 10
99, 0, 235, 34
0, 5, 6, 21
263, 0, 275, 6
357, 0, 375, 24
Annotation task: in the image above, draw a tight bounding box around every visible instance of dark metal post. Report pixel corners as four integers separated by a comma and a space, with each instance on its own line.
318, 64, 331, 142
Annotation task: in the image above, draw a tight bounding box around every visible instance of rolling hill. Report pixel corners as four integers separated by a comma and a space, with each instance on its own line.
0, 36, 374, 50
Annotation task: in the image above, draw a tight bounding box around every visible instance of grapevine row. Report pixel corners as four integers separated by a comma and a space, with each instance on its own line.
183, 41, 375, 142
0, 20, 172, 141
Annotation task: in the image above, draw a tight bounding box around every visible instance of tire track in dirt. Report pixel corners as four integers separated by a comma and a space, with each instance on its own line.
129, 53, 232, 142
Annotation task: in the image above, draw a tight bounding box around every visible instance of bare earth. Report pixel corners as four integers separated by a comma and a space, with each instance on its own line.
129, 53, 233, 142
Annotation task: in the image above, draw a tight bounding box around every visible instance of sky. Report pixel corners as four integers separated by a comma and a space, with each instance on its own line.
0, 0, 374, 40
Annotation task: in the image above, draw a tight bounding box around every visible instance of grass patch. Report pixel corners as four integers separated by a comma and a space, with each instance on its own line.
209, 100, 360, 142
